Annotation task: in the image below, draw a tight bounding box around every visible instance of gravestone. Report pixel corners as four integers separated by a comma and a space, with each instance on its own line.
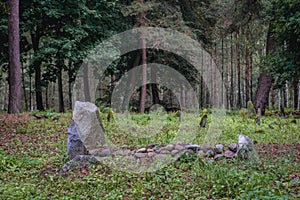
67, 101, 105, 159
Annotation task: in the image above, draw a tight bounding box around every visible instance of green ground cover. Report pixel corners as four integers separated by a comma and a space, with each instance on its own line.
0, 110, 299, 199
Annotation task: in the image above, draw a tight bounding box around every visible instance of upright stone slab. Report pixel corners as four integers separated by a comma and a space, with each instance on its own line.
73, 101, 105, 151
236, 134, 259, 161
67, 120, 88, 159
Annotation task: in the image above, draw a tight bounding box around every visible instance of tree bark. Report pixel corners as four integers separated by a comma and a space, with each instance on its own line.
151, 76, 160, 105
139, 0, 147, 113
236, 32, 241, 108
8, 0, 22, 113
230, 34, 234, 109
57, 64, 64, 113
29, 72, 32, 110
83, 63, 91, 102
21, 63, 28, 111
31, 26, 44, 111
254, 26, 276, 115
293, 79, 299, 109
245, 48, 250, 104
45, 85, 49, 109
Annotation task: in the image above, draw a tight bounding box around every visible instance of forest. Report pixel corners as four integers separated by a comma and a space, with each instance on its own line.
1, 0, 299, 113
0, 0, 300, 199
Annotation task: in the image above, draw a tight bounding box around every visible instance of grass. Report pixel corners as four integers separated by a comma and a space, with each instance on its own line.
0, 110, 299, 199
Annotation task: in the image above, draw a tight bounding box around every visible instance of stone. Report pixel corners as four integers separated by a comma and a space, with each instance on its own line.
67, 120, 88, 159
236, 134, 259, 161
147, 152, 156, 157
214, 154, 225, 161
197, 150, 206, 158
98, 149, 112, 157
115, 149, 131, 155
160, 149, 171, 154
214, 144, 224, 154
171, 150, 179, 156
73, 101, 105, 151
206, 150, 215, 158
59, 155, 99, 173
165, 144, 175, 151
228, 143, 238, 152
135, 153, 146, 158
186, 144, 201, 151
201, 144, 213, 153
147, 148, 154, 152
137, 148, 147, 153
224, 150, 236, 158
175, 144, 185, 151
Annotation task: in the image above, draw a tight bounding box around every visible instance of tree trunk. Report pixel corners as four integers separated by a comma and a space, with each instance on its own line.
139, 0, 147, 113
57, 64, 64, 113
45, 85, 49, 109
245, 48, 250, 105
230, 34, 234, 109
31, 26, 44, 111
139, 31, 147, 113
29, 72, 32, 110
249, 52, 253, 101
8, 0, 22, 113
83, 63, 91, 102
221, 37, 224, 105
293, 79, 299, 110
122, 52, 141, 111
236, 32, 241, 108
254, 26, 276, 115
150, 56, 160, 105
21, 63, 28, 111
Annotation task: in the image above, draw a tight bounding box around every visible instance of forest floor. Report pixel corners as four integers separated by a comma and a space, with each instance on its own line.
0, 111, 299, 199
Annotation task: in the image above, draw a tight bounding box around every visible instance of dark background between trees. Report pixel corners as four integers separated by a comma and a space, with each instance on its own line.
0, 0, 299, 114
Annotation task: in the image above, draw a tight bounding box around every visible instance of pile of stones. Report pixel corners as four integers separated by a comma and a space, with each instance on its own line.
61, 101, 259, 173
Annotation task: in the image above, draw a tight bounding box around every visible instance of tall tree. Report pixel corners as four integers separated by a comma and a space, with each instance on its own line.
8, 0, 22, 113
138, 0, 148, 113
254, 27, 276, 115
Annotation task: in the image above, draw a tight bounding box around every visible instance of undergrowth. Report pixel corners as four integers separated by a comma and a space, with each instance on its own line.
0, 110, 299, 199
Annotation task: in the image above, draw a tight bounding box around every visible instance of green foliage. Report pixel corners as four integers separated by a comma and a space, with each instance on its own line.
107, 108, 115, 122
262, 0, 300, 88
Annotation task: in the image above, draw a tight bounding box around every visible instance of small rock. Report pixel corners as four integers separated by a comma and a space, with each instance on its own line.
165, 144, 175, 151
186, 144, 201, 151
98, 149, 112, 157
214, 154, 225, 161
147, 148, 154, 152
206, 150, 215, 158
214, 144, 224, 154
160, 149, 171, 154
224, 150, 236, 158
197, 150, 206, 158
171, 150, 179, 156
228, 143, 238, 152
184, 149, 195, 155
147, 152, 156, 157
175, 144, 185, 151
201, 144, 213, 153
115, 149, 131, 155
137, 148, 147, 153
135, 153, 146, 158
